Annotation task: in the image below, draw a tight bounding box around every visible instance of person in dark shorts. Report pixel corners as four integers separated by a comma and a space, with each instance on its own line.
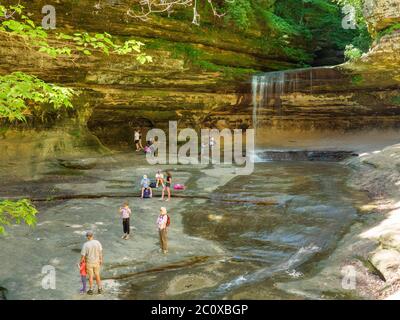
165, 171, 172, 202
119, 202, 131, 240
134, 130, 142, 152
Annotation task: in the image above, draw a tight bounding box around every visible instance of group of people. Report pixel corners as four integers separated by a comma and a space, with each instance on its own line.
77, 130, 177, 296
78, 204, 171, 295
140, 170, 172, 201
134, 129, 155, 154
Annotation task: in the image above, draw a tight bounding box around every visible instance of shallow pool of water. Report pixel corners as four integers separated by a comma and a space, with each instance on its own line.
119, 162, 368, 299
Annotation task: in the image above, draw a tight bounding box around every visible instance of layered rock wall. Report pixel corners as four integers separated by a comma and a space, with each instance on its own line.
245, 0, 400, 150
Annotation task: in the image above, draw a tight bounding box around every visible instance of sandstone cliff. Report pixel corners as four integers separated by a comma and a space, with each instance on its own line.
0, 0, 353, 152
247, 0, 400, 150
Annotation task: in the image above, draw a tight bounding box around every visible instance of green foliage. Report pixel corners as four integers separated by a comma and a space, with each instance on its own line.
391, 95, 400, 106
149, 40, 253, 78
0, 72, 75, 122
261, 9, 306, 38
351, 23, 372, 52
344, 44, 362, 61
351, 74, 364, 85
332, 0, 372, 57
333, 0, 364, 24
170, 42, 202, 60
0, 5, 152, 123
224, 0, 253, 30
276, 0, 357, 49
0, 4, 72, 58
57, 32, 153, 63
0, 199, 38, 235
376, 23, 400, 41
0, 4, 152, 63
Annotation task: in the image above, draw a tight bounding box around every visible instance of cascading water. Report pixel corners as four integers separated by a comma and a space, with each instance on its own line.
251, 71, 286, 130
251, 66, 347, 159
251, 66, 343, 131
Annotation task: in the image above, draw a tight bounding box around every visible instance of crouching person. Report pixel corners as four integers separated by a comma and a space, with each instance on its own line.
141, 174, 153, 198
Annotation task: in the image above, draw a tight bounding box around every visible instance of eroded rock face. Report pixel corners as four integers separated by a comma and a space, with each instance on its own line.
0, 0, 399, 152
244, 0, 400, 148
343, 32, 400, 83
0, 125, 107, 178
364, 0, 400, 33
0, 0, 275, 149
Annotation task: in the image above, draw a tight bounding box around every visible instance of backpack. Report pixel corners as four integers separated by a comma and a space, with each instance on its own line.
143, 188, 151, 198
173, 184, 185, 190
166, 215, 171, 227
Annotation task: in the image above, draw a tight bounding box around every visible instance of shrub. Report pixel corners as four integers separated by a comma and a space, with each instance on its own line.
344, 44, 362, 61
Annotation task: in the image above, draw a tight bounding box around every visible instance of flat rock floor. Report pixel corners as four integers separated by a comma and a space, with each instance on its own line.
0, 152, 236, 300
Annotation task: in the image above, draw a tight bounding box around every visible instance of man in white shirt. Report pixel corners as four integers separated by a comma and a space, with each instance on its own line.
80, 231, 103, 295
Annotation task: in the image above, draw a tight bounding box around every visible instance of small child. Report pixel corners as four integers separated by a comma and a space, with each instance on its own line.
78, 260, 87, 294
119, 202, 131, 240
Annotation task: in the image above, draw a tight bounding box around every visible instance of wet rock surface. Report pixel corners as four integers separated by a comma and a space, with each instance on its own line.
257, 150, 357, 162
0, 153, 231, 300
0, 152, 372, 300
58, 158, 98, 170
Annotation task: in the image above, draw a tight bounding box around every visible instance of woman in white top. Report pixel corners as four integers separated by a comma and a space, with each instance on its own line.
156, 170, 165, 200
155, 170, 164, 188
134, 130, 142, 151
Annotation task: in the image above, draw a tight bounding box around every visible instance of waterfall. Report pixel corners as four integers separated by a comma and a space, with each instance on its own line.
251, 71, 286, 130
251, 76, 259, 129
251, 67, 342, 130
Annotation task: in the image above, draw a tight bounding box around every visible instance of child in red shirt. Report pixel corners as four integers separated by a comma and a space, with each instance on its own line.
78, 260, 87, 294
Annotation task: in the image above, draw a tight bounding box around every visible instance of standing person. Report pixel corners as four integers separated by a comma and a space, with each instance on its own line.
165, 171, 172, 202
138, 130, 144, 151
141, 174, 153, 198
134, 130, 142, 152
157, 207, 169, 254
77, 260, 87, 294
119, 202, 131, 240
80, 231, 103, 295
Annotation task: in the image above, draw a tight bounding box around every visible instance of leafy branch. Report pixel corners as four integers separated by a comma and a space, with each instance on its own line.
0, 199, 38, 235
0, 72, 76, 122
0, 4, 152, 62
56, 32, 153, 63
